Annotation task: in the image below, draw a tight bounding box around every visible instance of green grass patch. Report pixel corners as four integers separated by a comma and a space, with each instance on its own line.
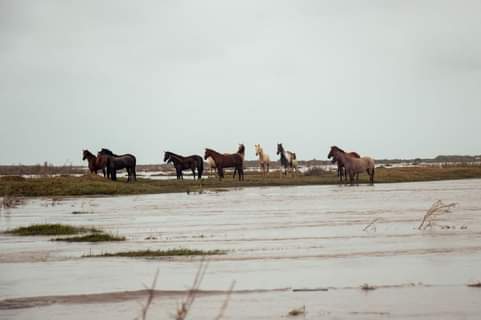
86, 248, 226, 258
5, 224, 101, 236
53, 233, 125, 242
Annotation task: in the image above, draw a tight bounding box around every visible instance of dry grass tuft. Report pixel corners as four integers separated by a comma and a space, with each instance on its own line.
418, 200, 457, 230
360, 283, 376, 291
288, 306, 306, 317
467, 282, 481, 288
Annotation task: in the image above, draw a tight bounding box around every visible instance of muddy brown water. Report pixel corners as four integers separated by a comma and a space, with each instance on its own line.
1, 179, 481, 319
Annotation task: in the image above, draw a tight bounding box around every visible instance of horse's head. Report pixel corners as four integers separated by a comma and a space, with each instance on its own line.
237, 144, 245, 155
255, 144, 260, 156
82, 150, 94, 161
204, 149, 210, 160
276, 143, 283, 155
328, 146, 343, 159
163, 152, 170, 163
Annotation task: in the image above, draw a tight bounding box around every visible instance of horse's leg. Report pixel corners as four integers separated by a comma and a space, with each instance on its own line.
192, 167, 196, 180
369, 168, 375, 185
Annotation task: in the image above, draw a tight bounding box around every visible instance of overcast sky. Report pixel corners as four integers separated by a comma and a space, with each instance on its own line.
1, 0, 481, 165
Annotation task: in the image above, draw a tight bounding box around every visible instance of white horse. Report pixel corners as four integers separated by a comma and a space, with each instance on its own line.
205, 156, 217, 177
254, 144, 270, 176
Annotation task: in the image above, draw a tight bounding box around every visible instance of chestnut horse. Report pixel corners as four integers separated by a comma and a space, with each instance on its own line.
328, 146, 375, 185
204, 145, 244, 181
82, 150, 109, 178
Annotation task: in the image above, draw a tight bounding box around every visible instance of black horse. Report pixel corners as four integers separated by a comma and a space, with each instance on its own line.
163, 151, 203, 180
98, 148, 137, 182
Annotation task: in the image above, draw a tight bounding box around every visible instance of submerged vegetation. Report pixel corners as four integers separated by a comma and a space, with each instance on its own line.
5, 223, 123, 242
53, 233, 125, 242
0, 166, 481, 197
5, 224, 101, 236
85, 248, 226, 258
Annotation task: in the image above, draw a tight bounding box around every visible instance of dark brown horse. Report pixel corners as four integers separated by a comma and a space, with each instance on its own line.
98, 148, 137, 183
82, 150, 109, 177
204, 146, 244, 181
163, 151, 203, 180
327, 147, 361, 182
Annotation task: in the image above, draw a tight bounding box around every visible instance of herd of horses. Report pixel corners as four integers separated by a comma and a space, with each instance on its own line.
82, 144, 375, 185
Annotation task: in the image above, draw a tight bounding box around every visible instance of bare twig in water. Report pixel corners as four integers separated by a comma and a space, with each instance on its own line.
288, 305, 306, 317
136, 268, 159, 320
213, 280, 236, 320
135, 258, 235, 320
418, 200, 457, 230
176, 258, 209, 320
363, 218, 383, 232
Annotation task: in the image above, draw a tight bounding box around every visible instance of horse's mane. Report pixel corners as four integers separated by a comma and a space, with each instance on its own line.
99, 148, 118, 157
349, 151, 361, 158
205, 148, 222, 156
165, 151, 184, 160
331, 146, 345, 153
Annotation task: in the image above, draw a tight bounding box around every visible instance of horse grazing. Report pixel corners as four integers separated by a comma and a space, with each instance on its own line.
328, 148, 361, 182
204, 145, 244, 181
98, 148, 137, 182
277, 143, 298, 176
255, 144, 270, 176
82, 150, 109, 177
163, 151, 203, 180
328, 146, 375, 185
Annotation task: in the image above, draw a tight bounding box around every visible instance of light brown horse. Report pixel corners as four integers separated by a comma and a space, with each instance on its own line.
328, 149, 361, 182
204, 145, 244, 181
328, 146, 375, 185
82, 150, 109, 177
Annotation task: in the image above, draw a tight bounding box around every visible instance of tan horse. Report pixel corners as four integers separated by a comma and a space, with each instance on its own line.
328, 146, 375, 185
254, 144, 270, 176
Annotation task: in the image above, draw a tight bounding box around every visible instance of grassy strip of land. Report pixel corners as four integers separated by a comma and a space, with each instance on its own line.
85, 248, 226, 258
53, 233, 125, 242
1, 166, 481, 197
5, 224, 101, 236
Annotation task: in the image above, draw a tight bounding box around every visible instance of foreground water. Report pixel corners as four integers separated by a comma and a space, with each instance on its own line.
1, 180, 481, 319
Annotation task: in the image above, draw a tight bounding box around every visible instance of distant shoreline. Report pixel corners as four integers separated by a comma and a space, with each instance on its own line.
1, 165, 481, 198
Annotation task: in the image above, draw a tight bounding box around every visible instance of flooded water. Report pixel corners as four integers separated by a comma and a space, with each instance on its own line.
1, 179, 481, 319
